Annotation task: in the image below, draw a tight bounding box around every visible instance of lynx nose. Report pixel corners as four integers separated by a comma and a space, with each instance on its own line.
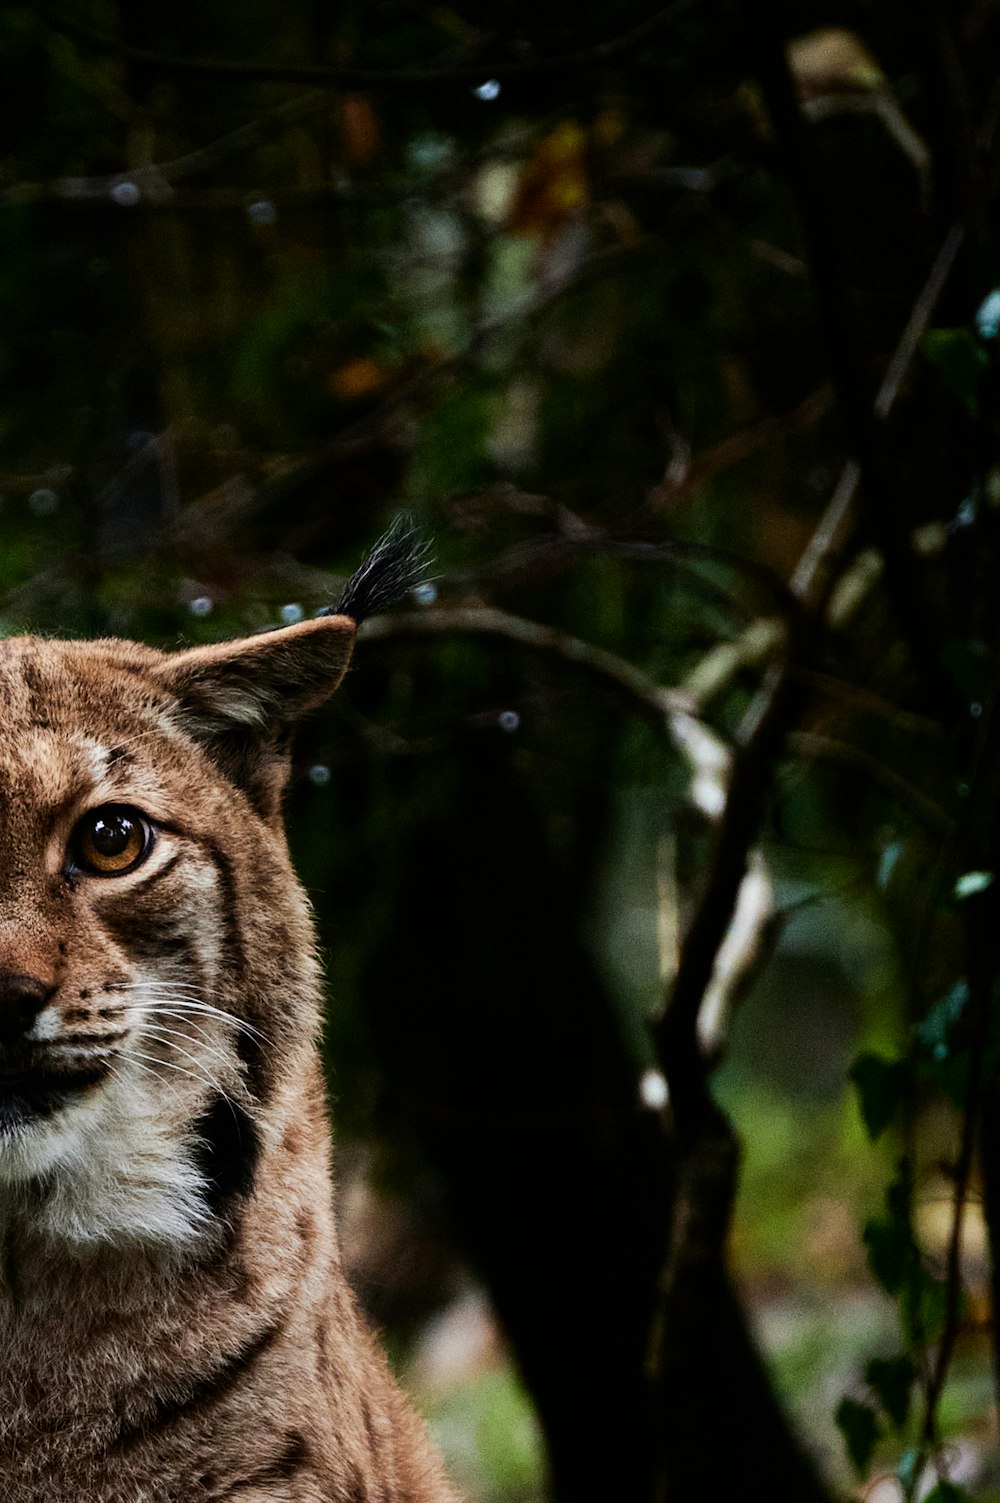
0, 973, 53, 1043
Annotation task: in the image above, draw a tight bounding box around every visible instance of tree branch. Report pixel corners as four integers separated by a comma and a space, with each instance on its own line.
753, 19, 964, 710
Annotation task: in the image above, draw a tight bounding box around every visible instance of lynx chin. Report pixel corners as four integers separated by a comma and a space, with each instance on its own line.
0, 525, 459, 1501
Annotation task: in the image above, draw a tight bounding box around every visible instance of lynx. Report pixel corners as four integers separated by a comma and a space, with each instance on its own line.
0, 525, 459, 1501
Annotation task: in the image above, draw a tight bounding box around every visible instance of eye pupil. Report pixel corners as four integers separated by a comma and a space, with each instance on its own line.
91, 815, 134, 856
72, 805, 153, 876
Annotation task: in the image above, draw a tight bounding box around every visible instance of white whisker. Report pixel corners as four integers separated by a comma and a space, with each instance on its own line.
137, 1022, 236, 1076
114, 987, 269, 1043
128, 1048, 226, 1100
109, 1056, 187, 1113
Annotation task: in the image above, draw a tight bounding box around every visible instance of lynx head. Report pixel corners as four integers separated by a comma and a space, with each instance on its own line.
0, 519, 425, 1251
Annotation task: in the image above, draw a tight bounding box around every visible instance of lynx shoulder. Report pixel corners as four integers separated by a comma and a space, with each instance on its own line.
0, 530, 458, 1501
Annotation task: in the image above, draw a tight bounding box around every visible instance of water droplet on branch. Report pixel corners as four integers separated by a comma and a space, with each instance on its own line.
110, 181, 141, 207
28, 488, 59, 516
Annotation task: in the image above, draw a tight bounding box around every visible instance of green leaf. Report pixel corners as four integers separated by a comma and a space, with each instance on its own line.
923, 328, 990, 415
850, 1053, 907, 1140
865, 1354, 914, 1430
863, 1177, 926, 1310
940, 639, 992, 703
910, 1272, 949, 1344
835, 1396, 881, 1477
863, 1215, 911, 1295
924, 1484, 973, 1503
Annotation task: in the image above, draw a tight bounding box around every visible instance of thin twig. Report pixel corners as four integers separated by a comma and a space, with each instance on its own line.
645, 386, 833, 515
39, 2, 699, 87
790, 223, 965, 608
359, 606, 697, 731
792, 668, 946, 738
788, 731, 954, 838
754, 20, 961, 707
874, 224, 966, 421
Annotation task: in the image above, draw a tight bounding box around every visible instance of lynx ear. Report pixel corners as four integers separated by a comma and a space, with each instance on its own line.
155, 515, 428, 811
154, 617, 356, 815
156, 615, 357, 735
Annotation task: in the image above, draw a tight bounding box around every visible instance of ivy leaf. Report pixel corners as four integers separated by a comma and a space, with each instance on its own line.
850, 1052, 907, 1140
863, 1176, 914, 1296
863, 1214, 911, 1294
865, 1354, 914, 1430
862, 1179, 946, 1341
835, 1396, 881, 1476
910, 1271, 949, 1344
923, 328, 990, 415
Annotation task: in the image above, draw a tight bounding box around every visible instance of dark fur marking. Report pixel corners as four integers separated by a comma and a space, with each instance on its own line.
295, 1206, 317, 1249
234, 1024, 268, 1106
315, 1317, 337, 1382
106, 745, 134, 769
100, 906, 195, 964
0, 1061, 111, 1133
197, 836, 246, 993
189, 1093, 261, 1219
112, 1315, 285, 1454
129, 850, 183, 893
127, 822, 267, 1093
220, 1430, 314, 1497
137, 819, 246, 987
344, 1461, 370, 1501
20, 660, 47, 718
360, 1395, 380, 1459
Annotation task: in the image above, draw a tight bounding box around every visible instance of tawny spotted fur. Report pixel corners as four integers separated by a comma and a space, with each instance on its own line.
0, 610, 458, 1502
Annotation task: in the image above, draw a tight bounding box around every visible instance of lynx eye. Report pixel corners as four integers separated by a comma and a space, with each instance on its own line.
71, 805, 154, 877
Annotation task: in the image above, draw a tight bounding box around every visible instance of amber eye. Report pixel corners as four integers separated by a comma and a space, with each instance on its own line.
71, 806, 154, 877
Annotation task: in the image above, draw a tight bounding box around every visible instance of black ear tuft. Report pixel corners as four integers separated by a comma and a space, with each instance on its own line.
323, 513, 432, 625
